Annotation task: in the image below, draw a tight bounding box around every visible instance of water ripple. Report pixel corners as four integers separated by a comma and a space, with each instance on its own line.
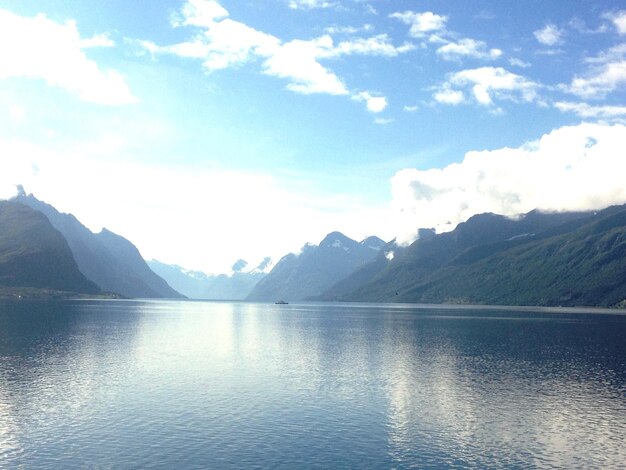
0, 300, 625, 468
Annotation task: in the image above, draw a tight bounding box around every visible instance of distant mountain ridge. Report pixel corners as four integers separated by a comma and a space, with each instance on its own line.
325, 206, 626, 308
148, 258, 271, 300
12, 189, 183, 299
0, 201, 100, 295
246, 232, 386, 301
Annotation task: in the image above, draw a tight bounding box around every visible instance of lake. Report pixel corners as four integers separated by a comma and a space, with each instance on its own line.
0, 300, 625, 468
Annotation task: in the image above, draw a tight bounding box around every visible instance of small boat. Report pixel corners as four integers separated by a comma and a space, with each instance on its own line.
275, 300, 288, 305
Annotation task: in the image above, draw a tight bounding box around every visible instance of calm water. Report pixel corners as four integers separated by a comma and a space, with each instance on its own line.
0, 301, 625, 469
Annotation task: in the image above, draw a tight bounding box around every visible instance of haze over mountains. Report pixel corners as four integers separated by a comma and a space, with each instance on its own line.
148, 258, 273, 300
0, 201, 100, 296
6, 188, 183, 299
1, 187, 624, 307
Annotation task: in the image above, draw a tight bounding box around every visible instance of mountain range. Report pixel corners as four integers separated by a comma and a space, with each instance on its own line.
2, 186, 625, 307
8, 188, 183, 299
322, 205, 626, 308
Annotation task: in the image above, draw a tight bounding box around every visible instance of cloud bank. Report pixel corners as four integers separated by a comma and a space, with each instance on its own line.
391, 123, 626, 244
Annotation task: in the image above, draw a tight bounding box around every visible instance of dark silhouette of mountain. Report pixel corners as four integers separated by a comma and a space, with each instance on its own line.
0, 201, 99, 295
334, 206, 626, 307
148, 258, 270, 300
12, 189, 183, 299
246, 232, 386, 301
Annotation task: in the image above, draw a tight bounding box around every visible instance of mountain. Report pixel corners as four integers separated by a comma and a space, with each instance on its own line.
320, 229, 432, 300
335, 206, 626, 308
360, 235, 387, 251
319, 240, 401, 301
12, 188, 183, 299
0, 201, 100, 295
148, 258, 271, 300
246, 232, 386, 301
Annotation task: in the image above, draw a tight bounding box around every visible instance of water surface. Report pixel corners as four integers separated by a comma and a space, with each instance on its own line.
1, 300, 625, 468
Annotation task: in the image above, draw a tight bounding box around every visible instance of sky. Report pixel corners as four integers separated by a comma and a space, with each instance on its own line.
1, 0, 626, 274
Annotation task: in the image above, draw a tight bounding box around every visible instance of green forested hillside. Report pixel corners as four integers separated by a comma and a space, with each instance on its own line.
338, 206, 626, 307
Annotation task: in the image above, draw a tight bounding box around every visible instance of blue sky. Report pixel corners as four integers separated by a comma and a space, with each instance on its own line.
1, 0, 626, 273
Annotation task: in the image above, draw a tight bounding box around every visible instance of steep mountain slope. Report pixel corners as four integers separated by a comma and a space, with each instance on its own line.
319, 242, 400, 301
340, 206, 626, 307
148, 258, 270, 300
96, 229, 184, 298
246, 232, 385, 301
320, 229, 432, 300
13, 189, 183, 299
0, 201, 100, 294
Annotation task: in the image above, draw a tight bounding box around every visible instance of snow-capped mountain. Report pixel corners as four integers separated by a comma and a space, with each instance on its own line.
149, 257, 272, 300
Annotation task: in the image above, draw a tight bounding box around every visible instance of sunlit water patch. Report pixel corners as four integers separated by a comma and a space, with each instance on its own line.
0, 300, 625, 468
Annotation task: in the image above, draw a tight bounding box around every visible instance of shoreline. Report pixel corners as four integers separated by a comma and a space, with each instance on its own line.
2, 292, 622, 313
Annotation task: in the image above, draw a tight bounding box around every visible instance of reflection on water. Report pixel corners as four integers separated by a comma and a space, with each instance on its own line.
0, 300, 625, 468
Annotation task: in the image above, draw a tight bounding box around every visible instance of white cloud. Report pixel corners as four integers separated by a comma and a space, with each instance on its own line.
534, 24, 564, 46
570, 46, 626, 98
436, 38, 502, 61
391, 123, 626, 244
0, 9, 136, 105
605, 10, 626, 35
168, 0, 279, 71
263, 37, 348, 95
173, 0, 229, 27
509, 58, 531, 68
374, 117, 394, 125
352, 91, 388, 112
535, 48, 565, 56
584, 43, 626, 64
390, 11, 448, 38
156, 3, 343, 93
559, 43, 626, 98
79, 33, 115, 49
288, 0, 336, 10
403, 105, 419, 112
363, 4, 377, 16
433, 88, 464, 105
324, 24, 374, 35
144, 0, 412, 110
554, 101, 626, 119
328, 34, 415, 57
569, 17, 608, 35
436, 67, 538, 107
565, 60, 626, 98
198, 19, 281, 71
